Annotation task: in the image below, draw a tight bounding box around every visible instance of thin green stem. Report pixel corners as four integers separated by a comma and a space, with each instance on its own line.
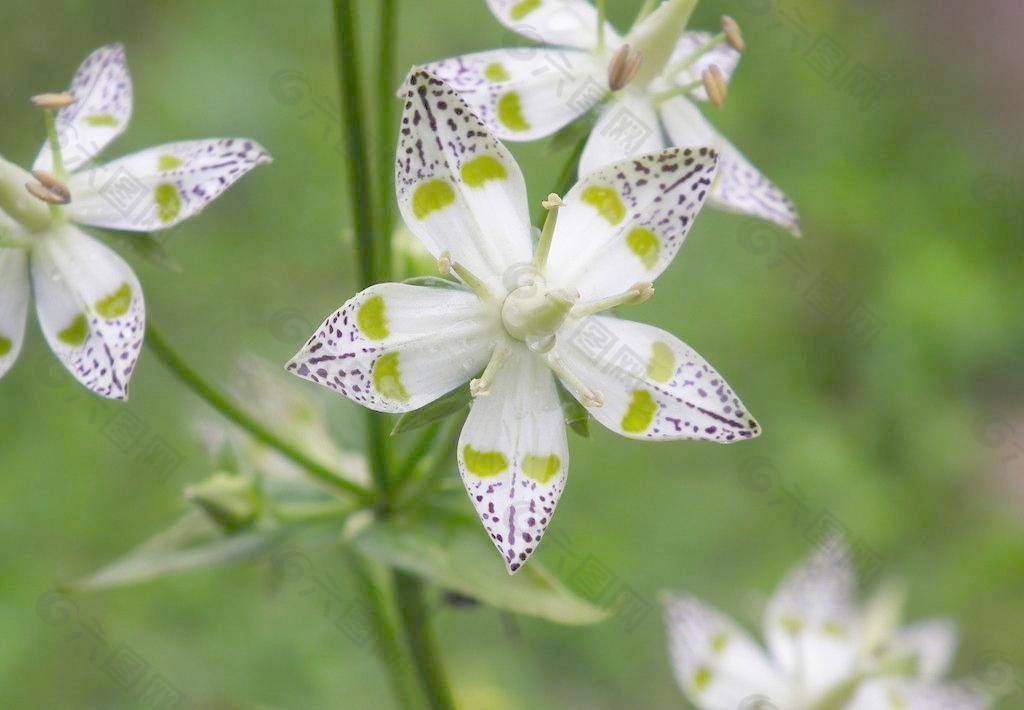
346, 551, 421, 710
376, 0, 398, 275
333, 0, 392, 498
394, 571, 456, 710
634, 0, 657, 23
651, 79, 703, 105
42, 110, 67, 179
394, 422, 442, 485
662, 32, 726, 79
145, 322, 372, 503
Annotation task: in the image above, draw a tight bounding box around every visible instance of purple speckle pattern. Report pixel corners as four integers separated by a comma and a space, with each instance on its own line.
59, 291, 144, 402
551, 148, 720, 298
710, 142, 803, 237
556, 315, 761, 443
458, 353, 568, 574
68, 138, 272, 232
34, 43, 133, 173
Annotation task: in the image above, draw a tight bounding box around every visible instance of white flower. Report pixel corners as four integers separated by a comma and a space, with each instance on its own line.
423, 0, 802, 235
288, 70, 760, 573
663, 538, 990, 709
0, 44, 270, 399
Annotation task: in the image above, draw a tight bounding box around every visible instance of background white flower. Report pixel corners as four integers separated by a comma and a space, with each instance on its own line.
663, 538, 990, 709
422, 0, 802, 235
0, 44, 270, 399
288, 69, 760, 573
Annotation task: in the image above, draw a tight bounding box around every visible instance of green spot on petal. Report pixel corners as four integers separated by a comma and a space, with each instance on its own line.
372, 352, 409, 402
484, 62, 511, 82
626, 226, 659, 269
780, 616, 804, 635
509, 0, 541, 20
497, 92, 530, 132
95, 282, 132, 320
581, 186, 625, 225
460, 155, 507, 188
647, 341, 674, 383
463, 444, 508, 477
522, 454, 560, 483
356, 295, 389, 340
693, 666, 711, 691
822, 621, 847, 638
412, 180, 456, 219
84, 113, 118, 127
157, 154, 183, 171
58, 314, 89, 347
621, 389, 656, 433
0, 336, 11, 357
710, 632, 729, 654
155, 183, 181, 223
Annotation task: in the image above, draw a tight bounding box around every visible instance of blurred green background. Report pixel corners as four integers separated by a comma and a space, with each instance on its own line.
1, 0, 1022, 707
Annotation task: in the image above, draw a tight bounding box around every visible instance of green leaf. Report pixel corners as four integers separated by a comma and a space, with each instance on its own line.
92, 228, 182, 272
391, 386, 472, 436
351, 511, 609, 625
402, 276, 467, 291
557, 380, 590, 438
70, 512, 280, 591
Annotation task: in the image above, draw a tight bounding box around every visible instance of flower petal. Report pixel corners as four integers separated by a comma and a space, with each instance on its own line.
764, 538, 860, 702
662, 31, 741, 102
847, 678, 989, 710
422, 48, 605, 142
34, 44, 133, 174
658, 97, 802, 235
484, 0, 620, 50
548, 148, 719, 301
31, 225, 145, 400
396, 70, 533, 293
66, 139, 271, 231
577, 90, 665, 177
0, 248, 31, 379
286, 283, 497, 414
663, 594, 792, 710
553, 315, 760, 441
887, 619, 958, 681
458, 346, 567, 574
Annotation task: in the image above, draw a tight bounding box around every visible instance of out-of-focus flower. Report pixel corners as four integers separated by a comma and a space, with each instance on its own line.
663, 538, 989, 709
0, 44, 270, 399
288, 70, 759, 573
423, 0, 801, 235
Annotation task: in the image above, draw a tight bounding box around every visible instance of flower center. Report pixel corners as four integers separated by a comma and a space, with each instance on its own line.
499, 264, 577, 353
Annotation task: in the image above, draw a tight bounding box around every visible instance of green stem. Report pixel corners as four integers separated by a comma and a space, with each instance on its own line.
333, 0, 392, 498
662, 32, 726, 79
376, 0, 398, 275
394, 571, 456, 710
42, 110, 68, 222
346, 551, 421, 710
145, 322, 372, 503
394, 422, 442, 485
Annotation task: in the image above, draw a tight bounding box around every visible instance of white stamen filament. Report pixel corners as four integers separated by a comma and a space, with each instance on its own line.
533, 193, 564, 271
470, 344, 511, 397
545, 353, 604, 408
572, 282, 654, 318
438, 250, 493, 301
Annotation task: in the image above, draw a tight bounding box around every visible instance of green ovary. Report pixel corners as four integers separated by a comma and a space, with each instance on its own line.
95, 283, 131, 320
621, 389, 657, 433
155, 183, 181, 223
497, 92, 530, 132
412, 180, 455, 219
0, 336, 11, 357
57, 314, 89, 347
356, 295, 389, 339
647, 342, 674, 383
460, 155, 507, 187
372, 352, 409, 402
509, 0, 541, 20
626, 227, 659, 269
581, 186, 625, 225
463, 444, 508, 477
522, 454, 560, 483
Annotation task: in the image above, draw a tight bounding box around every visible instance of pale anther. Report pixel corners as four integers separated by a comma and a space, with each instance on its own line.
25, 181, 70, 205
437, 251, 453, 276
30, 92, 75, 109
31, 170, 71, 203
607, 45, 644, 92
721, 16, 745, 52
702, 65, 727, 108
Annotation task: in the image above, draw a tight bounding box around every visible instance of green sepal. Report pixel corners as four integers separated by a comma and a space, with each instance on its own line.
401, 275, 468, 291
557, 379, 590, 438
391, 386, 472, 436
